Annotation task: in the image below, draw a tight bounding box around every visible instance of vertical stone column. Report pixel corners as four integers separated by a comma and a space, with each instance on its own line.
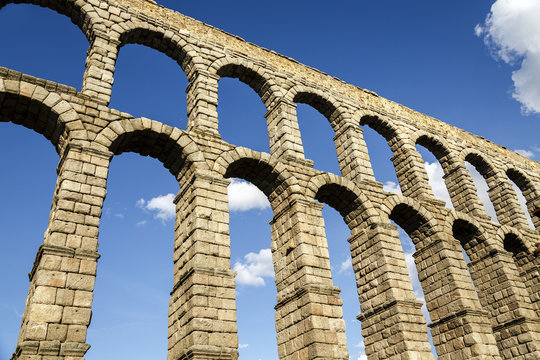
391, 144, 435, 200
12, 143, 111, 360
443, 164, 486, 216
488, 180, 530, 229
414, 236, 501, 359
186, 70, 220, 136
81, 34, 119, 105
270, 198, 348, 360
509, 247, 540, 318
265, 99, 305, 160
333, 124, 375, 183
468, 248, 540, 359
167, 173, 238, 360
349, 223, 435, 360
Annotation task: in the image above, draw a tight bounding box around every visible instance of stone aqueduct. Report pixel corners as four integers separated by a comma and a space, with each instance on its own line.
1, 0, 540, 359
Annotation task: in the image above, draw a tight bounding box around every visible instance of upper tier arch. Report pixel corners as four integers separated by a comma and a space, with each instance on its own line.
0, 0, 100, 42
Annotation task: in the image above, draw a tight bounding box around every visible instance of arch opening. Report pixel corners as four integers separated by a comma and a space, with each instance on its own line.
296, 102, 341, 174
221, 157, 287, 359
415, 140, 453, 209
0, 123, 59, 359
227, 177, 276, 359
314, 183, 372, 359
360, 120, 400, 193
464, 159, 498, 222
0, 4, 88, 90
110, 43, 189, 130
217, 76, 269, 153
389, 204, 439, 358
506, 169, 537, 229
86, 153, 178, 359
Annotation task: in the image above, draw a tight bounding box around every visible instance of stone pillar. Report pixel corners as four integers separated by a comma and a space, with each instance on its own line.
167, 173, 238, 360
443, 164, 486, 216
270, 198, 348, 360
186, 70, 220, 136
81, 34, 119, 105
509, 247, 540, 319
333, 124, 375, 183
468, 248, 540, 359
488, 179, 530, 229
265, 99, 305, 160
391, 144, 435, 200
349, 223, 435, 360
12, 143, 111, 360
414, 236, 501, 359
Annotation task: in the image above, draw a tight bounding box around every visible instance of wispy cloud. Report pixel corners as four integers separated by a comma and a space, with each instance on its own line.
228, 178, 270, 212
338, 257, 353, 274
514, 149, 534, 158
239, 344, 249, 349
476, 0, 540, 114
136, 193, 176, 222
383, 181, 401, 194
136, 220, 147, 227
234, 248, 274, 286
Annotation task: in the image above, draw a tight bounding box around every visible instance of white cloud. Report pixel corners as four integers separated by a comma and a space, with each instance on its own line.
136, 193, 176, 222
228, 178, 270, 212
355, 340, 365, 349
234, 248, 274, 286
424, 161, 453, 209
136, 220, 147, 227
476, 0, 540, 114
239, 344, 249, 349
357, 356, 368, 360
514, 149, 534, 158
114, 213, 125, 219
465, 163, 498, 222
383, 181, 401, 194
338, 257, 353, 274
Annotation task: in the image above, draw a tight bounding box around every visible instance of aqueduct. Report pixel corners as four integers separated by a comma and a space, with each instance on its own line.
2, 0, 540, 359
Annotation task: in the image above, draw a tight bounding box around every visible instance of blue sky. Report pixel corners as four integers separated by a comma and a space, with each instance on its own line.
1, 1, 539, 359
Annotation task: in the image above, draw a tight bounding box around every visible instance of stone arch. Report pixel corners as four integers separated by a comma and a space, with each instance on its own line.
498, 227, 540, 317
359, 111, 436, 199
412, 131, 459, 206
359, 110, 400, 142
113, 20, 202, 76
0, 79, 86, 152
381, 194, 441, 245
463, 149, 532, 228
445, 211, 497, 263
285, 84, 349, 132
213, 147, 299, 205
462, 149, 498, 180
0, 0, 100, 42
305, 172, 381, 229
412, 131, 454, 165
209, 57, 281, 104
497, 226, 528, 252
93, 118, 209, 179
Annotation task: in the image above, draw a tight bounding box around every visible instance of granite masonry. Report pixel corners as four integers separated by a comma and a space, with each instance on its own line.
1, 0, 540, 359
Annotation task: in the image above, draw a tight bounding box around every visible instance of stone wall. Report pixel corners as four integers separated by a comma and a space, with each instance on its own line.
1, 0, 539, 359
